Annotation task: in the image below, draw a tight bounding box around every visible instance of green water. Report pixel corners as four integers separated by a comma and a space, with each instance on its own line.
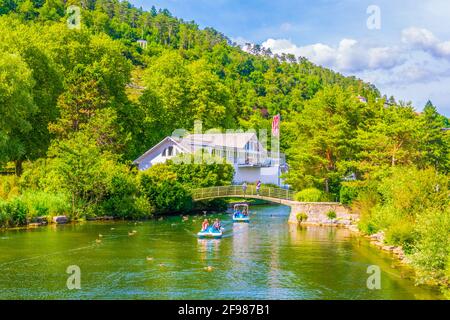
0, 205, 443, 300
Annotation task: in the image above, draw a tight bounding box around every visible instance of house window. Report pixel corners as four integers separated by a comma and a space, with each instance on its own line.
162, 148, 167, 157
168, 146, 173, 156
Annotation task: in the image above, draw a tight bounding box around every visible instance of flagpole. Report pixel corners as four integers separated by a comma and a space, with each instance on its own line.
272, 114, 281, 186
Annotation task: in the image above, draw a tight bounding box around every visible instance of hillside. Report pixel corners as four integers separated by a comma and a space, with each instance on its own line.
0, 0, 449, 292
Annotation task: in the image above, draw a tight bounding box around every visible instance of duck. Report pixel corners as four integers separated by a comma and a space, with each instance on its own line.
146, 257, 154, 261
204, 266, 214, 272
95, 239, 102, 244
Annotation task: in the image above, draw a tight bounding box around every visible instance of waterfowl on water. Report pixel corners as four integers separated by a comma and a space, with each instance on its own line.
204, 266, 213, 272
146, 257, 154, 261
95, 239, 102, 244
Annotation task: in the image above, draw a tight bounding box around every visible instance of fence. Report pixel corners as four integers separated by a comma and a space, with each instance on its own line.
192, 185, 296, 202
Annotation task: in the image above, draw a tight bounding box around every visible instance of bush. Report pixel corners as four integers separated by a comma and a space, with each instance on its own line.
20, 191, 70, 220
339, 184, 361, 205
0, 198, 28, 227
358, 220, 378, 235
0, 175, 20, 200
295, 188, 324, 202
296, 212, 308, 223
139, 167, 192, 214
412, 207, 450, 286
385, 221, 416, 252
326, 210, 337, 220
101, 169, 154, 219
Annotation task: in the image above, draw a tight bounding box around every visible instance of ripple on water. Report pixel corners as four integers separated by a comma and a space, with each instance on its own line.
0, 205, 444, 300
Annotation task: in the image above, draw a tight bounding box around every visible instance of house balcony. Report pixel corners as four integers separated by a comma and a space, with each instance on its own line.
209, 147, 286, 167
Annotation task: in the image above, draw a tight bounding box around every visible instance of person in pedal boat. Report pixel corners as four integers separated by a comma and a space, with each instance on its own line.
201, 219, 209, 232
213, 219, 222, 231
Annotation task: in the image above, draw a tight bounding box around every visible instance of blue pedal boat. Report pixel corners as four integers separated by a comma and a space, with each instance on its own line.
197, 226, 223, 238
232, 203, 250, 223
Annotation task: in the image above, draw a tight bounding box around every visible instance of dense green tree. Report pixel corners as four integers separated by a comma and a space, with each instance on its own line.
285, 86, 370, 194
0, 52, 36, 168
354, 104, 423, 179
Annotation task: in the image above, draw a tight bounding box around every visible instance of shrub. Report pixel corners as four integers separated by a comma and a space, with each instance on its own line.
412, 207, 450, 286
0, 175, 20, 200
326, 210, 337, 220
296, 212, 308, 223
295, 188, 324, 202
385, 221, 416, 252
102, 169, 150, 219
339, 184, 361, 205
358, 219, 378, 235
20, 191, 70, 220
132, 196, 154, 219
0, 198, 28, 227
139, 167, 192, 214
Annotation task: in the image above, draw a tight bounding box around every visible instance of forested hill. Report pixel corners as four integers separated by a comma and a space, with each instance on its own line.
0, 0, 448, 180
1, 1, 450, 290
0, 0, 381, 159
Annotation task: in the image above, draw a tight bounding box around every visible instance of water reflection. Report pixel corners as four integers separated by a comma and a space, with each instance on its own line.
197, 239, 221, 261
0, 205, 444, 300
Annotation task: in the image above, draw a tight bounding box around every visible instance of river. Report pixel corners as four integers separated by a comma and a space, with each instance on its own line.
0, 204, 443, 299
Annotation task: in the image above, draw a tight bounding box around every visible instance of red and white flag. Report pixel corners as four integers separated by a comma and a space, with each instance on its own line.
272, 114, 280, 137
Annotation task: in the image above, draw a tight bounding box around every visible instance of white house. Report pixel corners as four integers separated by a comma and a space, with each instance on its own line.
133, 133, 288, 186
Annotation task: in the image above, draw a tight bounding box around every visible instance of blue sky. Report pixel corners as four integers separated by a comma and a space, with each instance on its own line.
131, 0, 450, 116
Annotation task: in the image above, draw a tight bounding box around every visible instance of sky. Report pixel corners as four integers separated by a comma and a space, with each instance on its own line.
131, 0, 450, 116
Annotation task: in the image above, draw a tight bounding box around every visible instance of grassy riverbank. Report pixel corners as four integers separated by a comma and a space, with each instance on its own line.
346, 167, 450, 297
0, 157, 234, 228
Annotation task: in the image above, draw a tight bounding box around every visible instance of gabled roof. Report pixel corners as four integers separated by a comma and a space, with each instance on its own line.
133, 136, 190, 164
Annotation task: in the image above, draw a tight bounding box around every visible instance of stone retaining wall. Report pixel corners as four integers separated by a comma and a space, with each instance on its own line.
288, 202, 358, 226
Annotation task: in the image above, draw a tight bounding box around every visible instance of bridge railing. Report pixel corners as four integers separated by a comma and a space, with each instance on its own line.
192, 185, 296, 202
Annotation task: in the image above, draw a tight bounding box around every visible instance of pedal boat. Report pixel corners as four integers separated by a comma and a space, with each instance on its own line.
197, 226, 223, 238
232, 203, 250, 223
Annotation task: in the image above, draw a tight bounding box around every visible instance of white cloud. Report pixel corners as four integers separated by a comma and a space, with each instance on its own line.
402, 27, 450, 59
262, 38, 404, 72
260, 27, 450, 116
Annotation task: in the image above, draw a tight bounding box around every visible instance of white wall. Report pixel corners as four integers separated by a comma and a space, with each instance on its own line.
233, 165, 281, 185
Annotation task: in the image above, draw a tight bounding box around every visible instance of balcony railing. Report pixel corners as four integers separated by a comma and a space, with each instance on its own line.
207, 147, 285, 167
